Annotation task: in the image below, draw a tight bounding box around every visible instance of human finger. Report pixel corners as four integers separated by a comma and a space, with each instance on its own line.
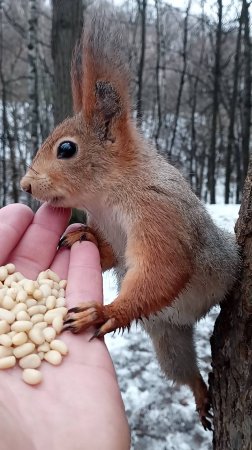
66, 240, 102, 308
9, 204, 71, 279
62, 240, 116, 370
0, 204, 34, 266
50, 247, 70, 280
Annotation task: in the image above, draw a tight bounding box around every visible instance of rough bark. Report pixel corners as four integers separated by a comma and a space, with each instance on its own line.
51, 0, 83, 125
210, 158, 252, 450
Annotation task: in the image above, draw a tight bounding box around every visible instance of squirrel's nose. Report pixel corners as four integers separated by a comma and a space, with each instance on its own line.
20, 179, 32, 194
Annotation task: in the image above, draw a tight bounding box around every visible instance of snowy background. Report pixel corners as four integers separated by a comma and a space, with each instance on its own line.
104, 204, 240, 450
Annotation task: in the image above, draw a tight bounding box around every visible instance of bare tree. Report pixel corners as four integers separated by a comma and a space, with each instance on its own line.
28, 0, 40, 157
0, 0, 7, 206
208, 0, 222, 204
154, 0, 162, 149
189, 6, 206, 196
169, 0, 191, 157
241, 0, 251, 188
225, 8, 242, 204
51, 0, 84, 125
136, 0, 147, 127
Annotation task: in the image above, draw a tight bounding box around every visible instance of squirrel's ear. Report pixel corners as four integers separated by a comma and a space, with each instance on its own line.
95, 81, 121, 119
91, 80, 122, 142
71, 42, 83, 114
71, 11, 131, 141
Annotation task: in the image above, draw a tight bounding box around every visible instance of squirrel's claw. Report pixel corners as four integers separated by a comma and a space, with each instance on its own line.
193, 377, 213, 431
89, 318, 118, 340
58, 227, 98, 249
196, 401, 213, 431
64, 303, 119, 337
63, 302, 106, 334
201, 416, 213, 431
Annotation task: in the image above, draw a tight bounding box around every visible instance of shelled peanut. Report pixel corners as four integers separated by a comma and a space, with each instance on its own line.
0, 264, 68, 385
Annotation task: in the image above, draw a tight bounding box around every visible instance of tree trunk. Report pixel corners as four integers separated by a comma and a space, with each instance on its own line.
208, 0, 222, 204
241, 0, 251, 188
235, 142, 241, 204
7, 118, 19, 203
189, 9, 206, 195
169, 0, 191, 157
0, 0, 7, 207
28, 0, 40, 158
225, 10, 242, 204
154, 0, 162, 150
136, 0, 147, 128
51, 0, 83, 125
210, 157, 252, 449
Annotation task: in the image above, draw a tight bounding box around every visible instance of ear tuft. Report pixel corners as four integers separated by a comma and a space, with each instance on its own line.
95, 81, 122, 120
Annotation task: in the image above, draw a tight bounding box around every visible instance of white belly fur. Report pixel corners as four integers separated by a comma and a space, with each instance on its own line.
142, 270, 229, 336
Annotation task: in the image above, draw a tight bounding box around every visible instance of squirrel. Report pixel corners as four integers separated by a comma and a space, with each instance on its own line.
20, 10, 240, 430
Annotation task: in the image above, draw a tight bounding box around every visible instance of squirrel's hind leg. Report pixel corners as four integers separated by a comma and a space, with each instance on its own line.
148, 324, 212, 430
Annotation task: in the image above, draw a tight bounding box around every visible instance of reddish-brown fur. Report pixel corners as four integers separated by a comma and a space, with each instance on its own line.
20, 12, 239, 430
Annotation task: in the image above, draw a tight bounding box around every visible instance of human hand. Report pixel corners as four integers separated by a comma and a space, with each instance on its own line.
0, 203, 130, 450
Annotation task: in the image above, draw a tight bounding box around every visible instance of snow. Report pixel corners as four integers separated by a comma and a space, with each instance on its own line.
103, 204, 240, 450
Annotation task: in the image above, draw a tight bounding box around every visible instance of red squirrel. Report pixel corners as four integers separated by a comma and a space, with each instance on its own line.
20, 11, 240, 430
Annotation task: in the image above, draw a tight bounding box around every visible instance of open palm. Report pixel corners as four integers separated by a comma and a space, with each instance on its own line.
0, 203, 130, 450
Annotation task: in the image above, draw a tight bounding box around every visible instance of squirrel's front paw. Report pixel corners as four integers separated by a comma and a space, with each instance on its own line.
58, 226, 98, 249
63, 303, 120, 338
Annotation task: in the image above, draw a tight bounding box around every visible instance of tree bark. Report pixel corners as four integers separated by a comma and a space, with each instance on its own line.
210, 157, 252, 449
51, 0, 83, 125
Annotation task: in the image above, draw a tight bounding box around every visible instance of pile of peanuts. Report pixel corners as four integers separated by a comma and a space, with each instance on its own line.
0, 263, 69, 385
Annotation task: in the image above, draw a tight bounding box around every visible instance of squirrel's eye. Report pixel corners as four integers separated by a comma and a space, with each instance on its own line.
57, 141, 77, 159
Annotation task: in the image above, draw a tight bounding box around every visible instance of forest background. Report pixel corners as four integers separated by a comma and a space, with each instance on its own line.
0, 0, 251, 208
1, 2, 252, 449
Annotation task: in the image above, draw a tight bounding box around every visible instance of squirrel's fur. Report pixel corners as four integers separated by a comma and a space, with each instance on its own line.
21, 9, 240, 430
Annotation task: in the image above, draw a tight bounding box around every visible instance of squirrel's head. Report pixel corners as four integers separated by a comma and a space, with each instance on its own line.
20, 89, 132, 209
21, 12, 134, 209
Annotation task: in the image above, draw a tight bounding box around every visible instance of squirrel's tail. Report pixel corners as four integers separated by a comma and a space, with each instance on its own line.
71, 9, 131, 136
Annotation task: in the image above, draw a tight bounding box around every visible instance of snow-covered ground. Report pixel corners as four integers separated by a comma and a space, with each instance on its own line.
104, 204, 240, 450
